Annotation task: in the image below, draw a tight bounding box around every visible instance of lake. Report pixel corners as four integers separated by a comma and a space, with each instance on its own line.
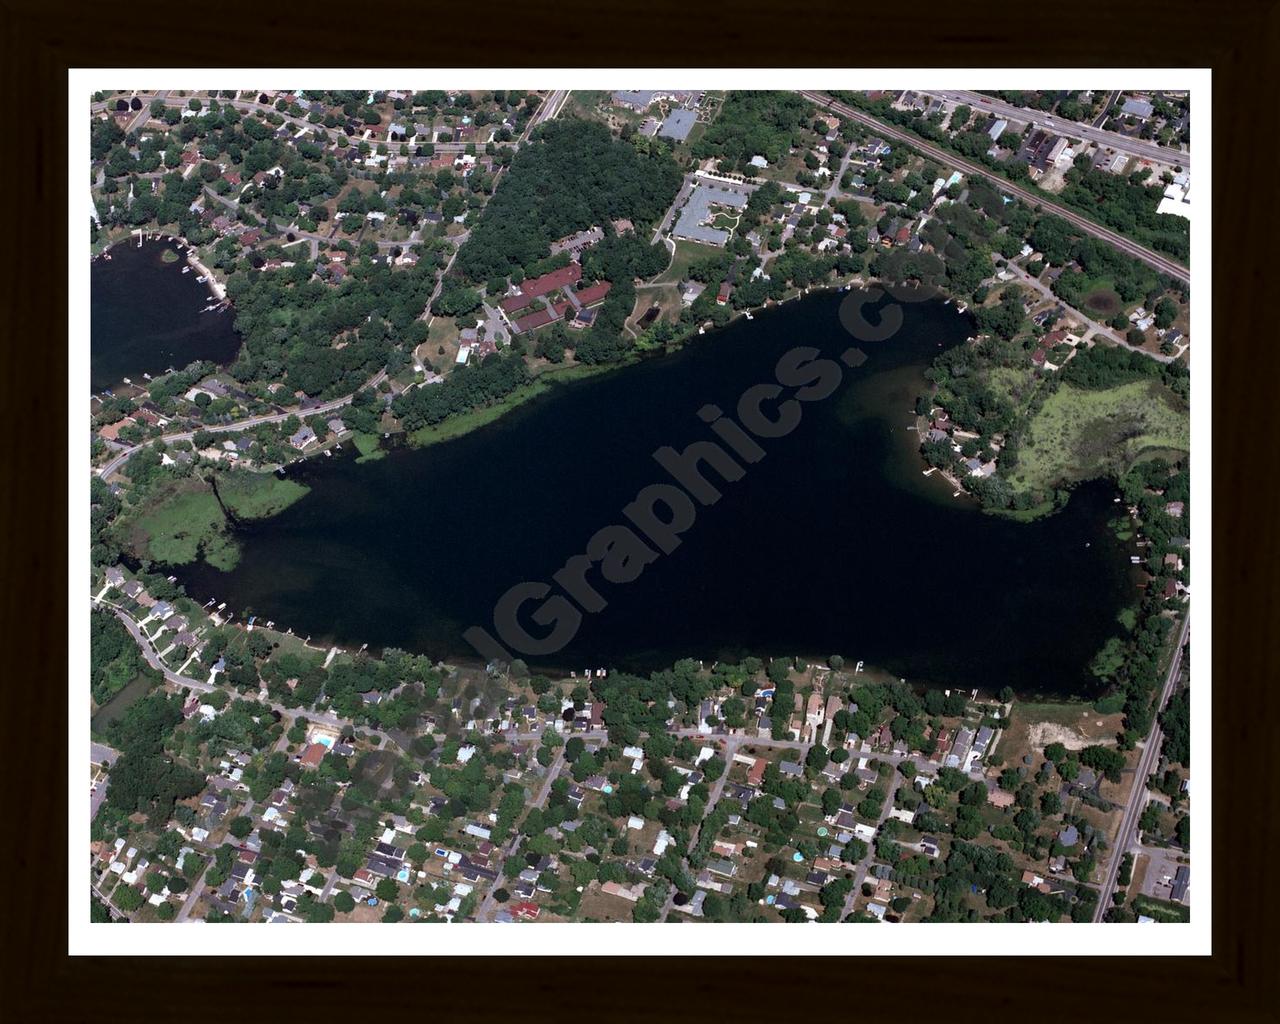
168, 289, 1135, 697
90, 239, 241, 393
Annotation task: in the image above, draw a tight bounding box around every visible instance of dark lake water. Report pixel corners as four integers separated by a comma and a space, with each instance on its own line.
90, 239, 241, 393
169, 290, 1134, 697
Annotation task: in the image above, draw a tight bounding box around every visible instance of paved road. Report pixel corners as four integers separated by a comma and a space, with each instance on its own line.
421, 89, 551, 330
531, 89, 570, 128
838, 772, 902, 920
90, 742, 120, 819
474, 749, 567, 922
928, 89, 1189, 170
658, 735, 753, 921
997, 260, 1184, 364
95, 369, 386, 479
800, 92, 1189, 285
174, 857, 213, 922
1093, 92, 1120, 129
90, 881, 128, 921
1092, 613, 1190, 920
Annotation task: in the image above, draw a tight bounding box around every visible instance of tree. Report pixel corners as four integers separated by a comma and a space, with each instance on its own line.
375, 877, 399, 902
227, 815, 253, 839
114, 885, 144, 913
334, 891, 356, 913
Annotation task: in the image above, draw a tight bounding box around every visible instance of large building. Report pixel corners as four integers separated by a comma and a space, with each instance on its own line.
670, 180, 751, 246
658, 109, 696, 142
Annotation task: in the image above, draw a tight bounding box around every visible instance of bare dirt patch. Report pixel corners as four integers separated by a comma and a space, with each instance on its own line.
1026, 721, 1105, 752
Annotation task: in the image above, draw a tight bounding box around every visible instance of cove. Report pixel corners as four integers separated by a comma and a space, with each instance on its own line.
90, 239, 241, 393
168, 290, 1135, 698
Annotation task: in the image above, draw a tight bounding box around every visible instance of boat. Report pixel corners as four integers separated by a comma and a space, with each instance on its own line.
181, 266, 191, 273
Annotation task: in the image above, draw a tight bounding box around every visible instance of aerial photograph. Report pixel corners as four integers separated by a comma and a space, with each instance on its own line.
83, 81, 1196, 934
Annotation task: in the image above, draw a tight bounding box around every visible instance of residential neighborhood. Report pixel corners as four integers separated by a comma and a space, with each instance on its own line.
88, 86, 1193, 928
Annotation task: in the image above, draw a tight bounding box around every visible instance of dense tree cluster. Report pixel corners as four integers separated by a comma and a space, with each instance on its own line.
226, 257, 439, 397
90, 609, 157, 705
693, 92, 814, 174
104, 691, 204, 826
454, 119, 681, 283
392, 351, 529, 432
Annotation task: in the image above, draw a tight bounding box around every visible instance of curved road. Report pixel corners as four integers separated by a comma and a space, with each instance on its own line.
106, 603, 400, 747
95, 369, 386, 479
800, 92, 1189, 285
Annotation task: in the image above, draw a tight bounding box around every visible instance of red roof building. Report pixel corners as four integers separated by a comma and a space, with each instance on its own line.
299, 743, 327, 768
500, 293, 534, 314
573, 280, 612, 307
514, 308, 557, 333
519, 262, 582, 299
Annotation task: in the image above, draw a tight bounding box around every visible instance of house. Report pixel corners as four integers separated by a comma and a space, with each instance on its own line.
289, 426, 317, 449
1121, 98, 1154, 120
298, 743, 327, 768
1058, 824, 1080, 848
716, 282, 732, 306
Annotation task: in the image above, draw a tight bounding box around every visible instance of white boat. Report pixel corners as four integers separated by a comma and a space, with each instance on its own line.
181, 266, 191, 273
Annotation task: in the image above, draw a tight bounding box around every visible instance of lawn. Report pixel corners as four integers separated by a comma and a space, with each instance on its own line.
1131, 894, 1190, 923
1082, 286, 1122, 317
650, 239, 724, 287
1007, 380, 1189, 498
351, 431, 385, 463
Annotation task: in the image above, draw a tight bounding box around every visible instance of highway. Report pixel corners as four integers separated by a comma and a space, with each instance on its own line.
927, 89, 1189, 171
799, 92, 1189, 285
1091, 612, 1191, 921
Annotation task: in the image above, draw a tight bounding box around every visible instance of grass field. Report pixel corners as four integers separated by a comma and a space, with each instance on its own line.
1131, 894, 1191, 923
1007, 380, 1189, 498
1001, 700, 1123, 768
351, 432, 385, 463
651, 239, 723, 287
129, 473, 309, 570
1082, 286, 1122, 316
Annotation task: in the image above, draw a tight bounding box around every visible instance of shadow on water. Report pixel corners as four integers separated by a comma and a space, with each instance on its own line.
167, 290, 1136, 698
